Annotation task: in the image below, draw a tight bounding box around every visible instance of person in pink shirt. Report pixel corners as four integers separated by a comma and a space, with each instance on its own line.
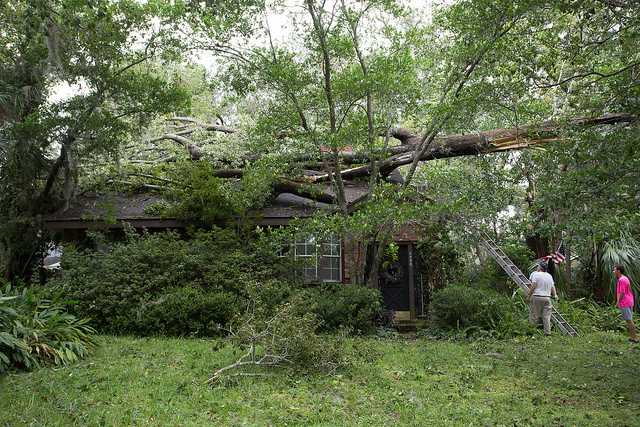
614, 265, 638, 343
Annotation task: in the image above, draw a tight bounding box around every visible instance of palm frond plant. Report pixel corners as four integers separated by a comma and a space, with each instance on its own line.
599, 232, 640, 311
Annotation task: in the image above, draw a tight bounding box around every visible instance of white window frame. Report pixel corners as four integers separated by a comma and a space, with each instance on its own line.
290, 235, 342, 283
321, 234, 342, 283
295, 237, 318, 280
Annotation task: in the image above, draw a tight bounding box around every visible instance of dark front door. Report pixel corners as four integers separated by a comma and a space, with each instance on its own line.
379, 244, 411, 312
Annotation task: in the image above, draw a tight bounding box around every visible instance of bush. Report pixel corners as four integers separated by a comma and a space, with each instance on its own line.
136, 285, 240, 336
46, 227, 279, 337
466, 243, 535, 293
304, 284, 382, 335
0, 281, 97, 373
431, 282, 513, 331
555, 298, 624, 333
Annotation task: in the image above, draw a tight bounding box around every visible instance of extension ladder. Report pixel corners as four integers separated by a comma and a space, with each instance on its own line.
476, 230, 579, 337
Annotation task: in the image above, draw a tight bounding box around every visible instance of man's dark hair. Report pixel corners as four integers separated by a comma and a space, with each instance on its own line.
615, 265, 625, 274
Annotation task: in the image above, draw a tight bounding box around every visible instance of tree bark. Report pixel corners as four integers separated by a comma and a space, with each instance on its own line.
141, 113, 635, 206
323, 113, 635, 182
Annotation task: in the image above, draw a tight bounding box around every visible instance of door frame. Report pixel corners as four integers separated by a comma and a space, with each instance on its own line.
377, 242, 416, 319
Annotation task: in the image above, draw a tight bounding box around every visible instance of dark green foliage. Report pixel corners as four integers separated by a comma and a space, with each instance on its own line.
466, 243, 535, 293
304, 284, 383, 335
46, 227, 279, 337
554, 298, 624, 334
415, 229, 465, 310
136, 285, 238, 337
430, 281, 630, 339
0, 281, 97, 373
430, 282, 513, 331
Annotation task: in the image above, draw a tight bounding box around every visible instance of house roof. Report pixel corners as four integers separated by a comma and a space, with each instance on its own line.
44, 192, 203, 230
44, 181, 371, 231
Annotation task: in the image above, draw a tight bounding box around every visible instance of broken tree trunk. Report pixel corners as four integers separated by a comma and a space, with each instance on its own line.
327, 113, 634, 181
134, 113, 634, 205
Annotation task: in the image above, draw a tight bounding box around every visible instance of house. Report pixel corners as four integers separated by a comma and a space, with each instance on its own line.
44, 181, 428, 320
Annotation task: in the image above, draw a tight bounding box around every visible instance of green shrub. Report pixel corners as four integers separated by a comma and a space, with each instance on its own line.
555, 298, 623, 333
0, 281, 97, 373
431, 282, 513, 331
304, 284, 382, 335
46, 227, 280, 337
136, 285, 240, 336
466, 243, 535, 293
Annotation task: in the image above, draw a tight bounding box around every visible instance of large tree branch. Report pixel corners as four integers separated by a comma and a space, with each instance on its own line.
318, 113, 636, 181
134, 113, 634, 205
272, 179, 337, 204
168, 117, 235, 134
211, 168, 339, 204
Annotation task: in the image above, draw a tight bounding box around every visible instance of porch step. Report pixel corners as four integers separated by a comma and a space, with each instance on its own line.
393, 318, 430, 332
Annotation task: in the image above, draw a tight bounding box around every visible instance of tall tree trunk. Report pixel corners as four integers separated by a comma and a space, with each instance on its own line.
565, 229, 572, 296
366, 235, 392, 289
345, 233, 362, 287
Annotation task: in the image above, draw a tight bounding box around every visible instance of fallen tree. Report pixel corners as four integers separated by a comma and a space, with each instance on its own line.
138, 112, 635, 197
110, 111, 637, 290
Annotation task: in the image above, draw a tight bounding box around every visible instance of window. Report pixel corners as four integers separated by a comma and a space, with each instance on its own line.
295, 237, 318, 279
277, 244, 291, 258
289, 235, 342, 283
322, 234, 342, 282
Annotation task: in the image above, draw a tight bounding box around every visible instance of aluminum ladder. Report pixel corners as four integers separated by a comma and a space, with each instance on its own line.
476, 230, 579, 337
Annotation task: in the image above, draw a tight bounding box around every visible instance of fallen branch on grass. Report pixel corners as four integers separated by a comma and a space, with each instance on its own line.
206, 283, 344, 384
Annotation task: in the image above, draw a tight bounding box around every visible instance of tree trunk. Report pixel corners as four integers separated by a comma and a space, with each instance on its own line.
565, 230, 572, 296
344, 233, 362, 287
302, 113, 634, 182
525, 234, 550, 259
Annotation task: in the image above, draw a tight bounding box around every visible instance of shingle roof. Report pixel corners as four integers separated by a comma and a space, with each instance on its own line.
45, 192, 162, 221
44, 181, 371, 230
44, 192, 195, 230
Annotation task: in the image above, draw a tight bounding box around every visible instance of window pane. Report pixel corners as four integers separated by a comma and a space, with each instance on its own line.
322, 257, 341, 282
296, 238, 317, 279
321, 234, 341, 282
278, 244, 291, 258
296, 240, 316, 257
323, 243, 338, 256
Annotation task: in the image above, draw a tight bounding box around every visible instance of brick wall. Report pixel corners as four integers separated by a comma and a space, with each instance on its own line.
389, 224, 424, 242
342, 224, 423, 283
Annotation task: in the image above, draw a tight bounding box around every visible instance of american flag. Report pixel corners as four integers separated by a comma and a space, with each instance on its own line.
542, 242, 566, 264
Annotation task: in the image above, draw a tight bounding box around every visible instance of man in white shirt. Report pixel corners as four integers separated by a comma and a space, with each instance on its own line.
527, 262, 559, 335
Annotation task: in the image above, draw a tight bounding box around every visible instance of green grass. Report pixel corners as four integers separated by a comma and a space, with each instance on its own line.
1, 332, 639, 426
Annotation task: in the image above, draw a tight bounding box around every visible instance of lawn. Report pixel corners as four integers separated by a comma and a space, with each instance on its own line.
1, 332, 639, 426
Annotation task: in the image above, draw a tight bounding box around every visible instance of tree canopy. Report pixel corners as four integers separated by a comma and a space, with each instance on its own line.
0, 0, 258, 281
